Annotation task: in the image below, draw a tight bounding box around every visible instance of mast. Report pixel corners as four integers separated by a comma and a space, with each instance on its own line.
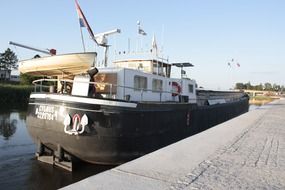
79, 27, 86, 52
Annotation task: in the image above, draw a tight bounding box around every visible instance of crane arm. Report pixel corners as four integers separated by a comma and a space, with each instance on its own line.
94, 29, 121, 46
9, 41, 56, 55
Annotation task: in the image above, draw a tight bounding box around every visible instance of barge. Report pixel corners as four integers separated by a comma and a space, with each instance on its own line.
20, 53, 249, 171
18, 0, 249, 171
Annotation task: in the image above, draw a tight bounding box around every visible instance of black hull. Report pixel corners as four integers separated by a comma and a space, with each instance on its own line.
26, 94, 249, 165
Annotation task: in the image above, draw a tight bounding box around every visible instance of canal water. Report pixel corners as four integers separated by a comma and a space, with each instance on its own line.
0, 111, 112, 190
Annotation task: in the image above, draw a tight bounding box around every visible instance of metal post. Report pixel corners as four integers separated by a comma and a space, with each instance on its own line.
140, 89, 143, 101
104, 46, 109, 67
40, 80, 42, 92
110, 84, 112, 98
80, 27, 86, 52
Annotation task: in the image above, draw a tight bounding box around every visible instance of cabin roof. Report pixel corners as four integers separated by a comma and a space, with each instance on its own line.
114, 59, 171, 66
172, 62, 194, 67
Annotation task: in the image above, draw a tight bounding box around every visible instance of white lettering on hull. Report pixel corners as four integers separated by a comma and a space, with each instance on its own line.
35, 105, 58, 121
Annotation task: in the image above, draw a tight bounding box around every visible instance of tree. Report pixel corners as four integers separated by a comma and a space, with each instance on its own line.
0, 48, 18, 70
245, 82, 252, 90
234, 82, 284, 93
256, 83, 263, 91
20, 73, 39, 85
281, 85, 285, 93
264, 82, 272, 91
272, 83, 280, 92
0, 48, 18, 80
235, 83, 245, 90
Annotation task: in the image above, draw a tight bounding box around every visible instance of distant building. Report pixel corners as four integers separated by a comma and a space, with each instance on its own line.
0, 69, 11, 80
0, 69, 20, 82
10, 70, 20, 82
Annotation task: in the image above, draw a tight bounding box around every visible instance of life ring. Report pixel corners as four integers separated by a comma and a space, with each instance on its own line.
172, 81, 181, 96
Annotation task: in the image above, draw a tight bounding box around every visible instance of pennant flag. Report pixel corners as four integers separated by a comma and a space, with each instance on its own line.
75, 0, 97, 43
151, 35, 157, 51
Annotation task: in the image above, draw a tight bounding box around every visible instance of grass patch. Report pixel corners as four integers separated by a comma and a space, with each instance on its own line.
250, 96, 274, 101
249, 95, 279, 106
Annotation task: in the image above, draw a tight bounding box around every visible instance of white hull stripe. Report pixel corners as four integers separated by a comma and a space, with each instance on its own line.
30, 94, 137, 108
29, 102, 103, 113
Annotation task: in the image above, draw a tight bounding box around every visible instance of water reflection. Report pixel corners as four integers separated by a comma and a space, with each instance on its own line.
0, 111, 112, 190
0, 113, 17, 140
26, 160, 112, 190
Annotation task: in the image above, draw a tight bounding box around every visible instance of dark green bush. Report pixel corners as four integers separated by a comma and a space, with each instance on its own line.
0, 84, 33, 110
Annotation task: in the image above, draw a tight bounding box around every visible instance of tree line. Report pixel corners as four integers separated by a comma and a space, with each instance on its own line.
0, 48, 38, 84
0, 48, 18, 77
235, 82, 285, 92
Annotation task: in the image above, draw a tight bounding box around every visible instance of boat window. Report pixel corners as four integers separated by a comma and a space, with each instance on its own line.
134, 75, 147, 91
152, 62, 165, 76
94, 73, 117, 94
152, 79, 163, 92
188, 84, 194, 93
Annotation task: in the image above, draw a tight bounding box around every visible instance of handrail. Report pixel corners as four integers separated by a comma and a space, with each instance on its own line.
31, 78, 244, 103
32, 78, 244, 103
32, 78, 184, 97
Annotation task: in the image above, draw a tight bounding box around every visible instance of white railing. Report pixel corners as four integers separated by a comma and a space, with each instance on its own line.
32, 78, 193, 102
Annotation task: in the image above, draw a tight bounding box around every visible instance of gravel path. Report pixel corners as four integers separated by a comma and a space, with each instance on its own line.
170, 101, 285, 190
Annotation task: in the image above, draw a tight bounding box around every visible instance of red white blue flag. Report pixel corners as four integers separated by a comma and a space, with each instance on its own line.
75, 0, 97, 43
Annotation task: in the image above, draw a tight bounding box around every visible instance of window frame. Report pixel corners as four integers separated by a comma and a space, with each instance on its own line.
152, 78, 163, 92
188, 84, 194, 93
134, 75, 148, 91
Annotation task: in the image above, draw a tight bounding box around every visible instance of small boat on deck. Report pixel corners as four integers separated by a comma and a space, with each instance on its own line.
19, 52, 96, 76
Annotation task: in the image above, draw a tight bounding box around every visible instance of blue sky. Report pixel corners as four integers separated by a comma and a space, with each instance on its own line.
0, 0, 284, 89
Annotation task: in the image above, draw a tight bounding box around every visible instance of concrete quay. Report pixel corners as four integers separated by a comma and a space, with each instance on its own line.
63, 99, 285, 190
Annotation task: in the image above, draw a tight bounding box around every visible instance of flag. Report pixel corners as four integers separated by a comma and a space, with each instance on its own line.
138, 27, 147, 35
75, 0, 97, 43
137, 21, 147, 35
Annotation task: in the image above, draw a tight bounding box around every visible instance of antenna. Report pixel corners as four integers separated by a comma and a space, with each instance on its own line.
161, 24, 165, 55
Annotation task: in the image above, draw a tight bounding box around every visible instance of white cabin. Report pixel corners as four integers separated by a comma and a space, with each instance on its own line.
84, 59, 197, 103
